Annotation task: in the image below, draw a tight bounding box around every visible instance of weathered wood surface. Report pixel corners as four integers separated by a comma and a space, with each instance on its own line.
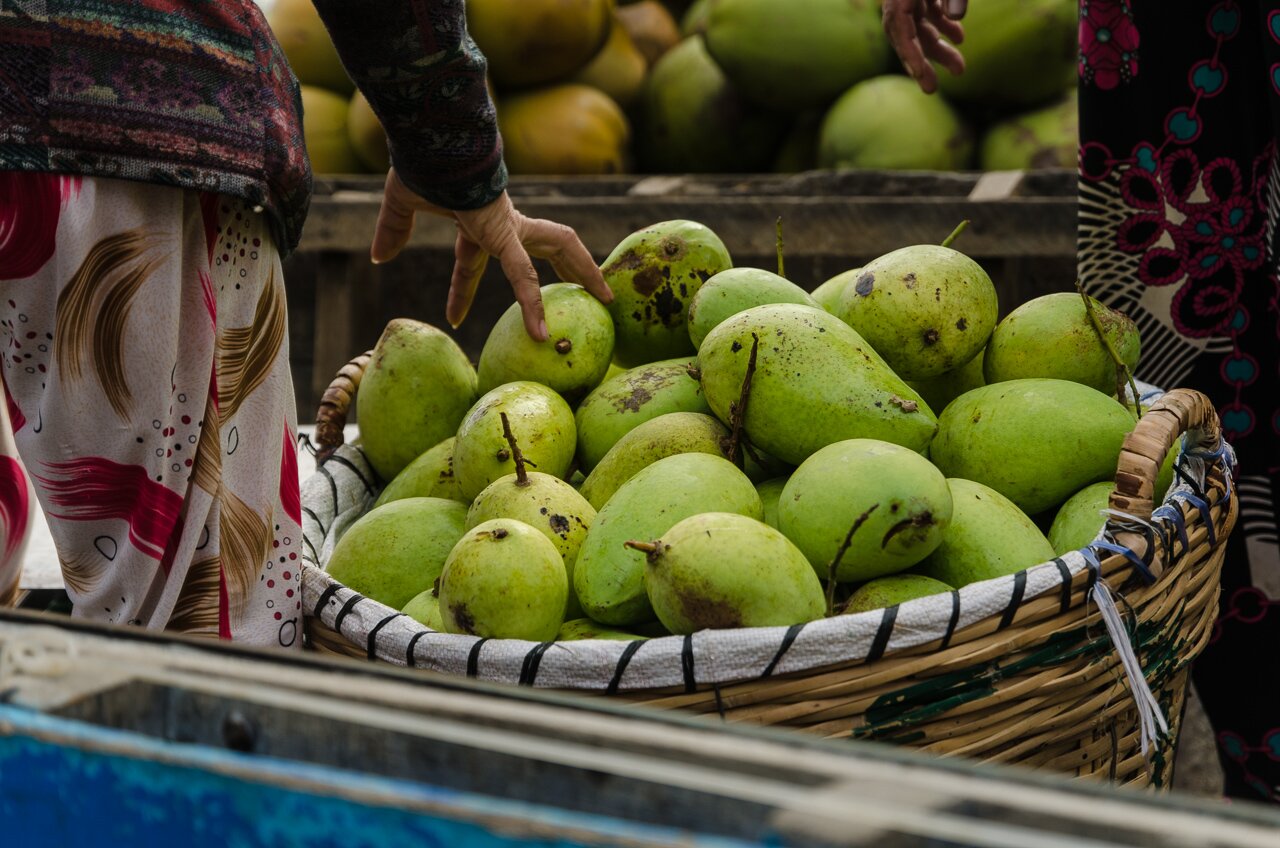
1, 610, 1278, 848
300, 171, 1076, 257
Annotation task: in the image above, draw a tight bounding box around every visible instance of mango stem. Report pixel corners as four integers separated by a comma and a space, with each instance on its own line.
1075, 280, 1142, 419
624, 540, 663, 561
776, 216, 786, 280
826, 504, 879, 617
499, 411, 531, 486
940, 220, 970, 249
724, 333, 760, 470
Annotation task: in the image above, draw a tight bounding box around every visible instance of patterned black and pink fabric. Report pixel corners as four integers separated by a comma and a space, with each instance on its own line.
1077, 0, 1280, 802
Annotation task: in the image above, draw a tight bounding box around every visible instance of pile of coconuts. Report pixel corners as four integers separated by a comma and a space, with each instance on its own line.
325, 218, 1167, 643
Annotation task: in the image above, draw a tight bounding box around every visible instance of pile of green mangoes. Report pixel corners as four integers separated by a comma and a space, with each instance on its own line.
269, 0, 1078, 177
325, 218, 1167, 643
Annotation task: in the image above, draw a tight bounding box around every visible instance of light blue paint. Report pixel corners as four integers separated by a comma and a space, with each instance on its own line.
0, 706, 762, 848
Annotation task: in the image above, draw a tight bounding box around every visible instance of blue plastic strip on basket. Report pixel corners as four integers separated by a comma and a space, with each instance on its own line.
1151, 502, 1190, 555
1177, 492, 1217, 548
1090, 541, 1158, 585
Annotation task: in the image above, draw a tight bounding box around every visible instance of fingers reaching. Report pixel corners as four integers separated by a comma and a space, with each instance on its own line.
917, 20, 965, 78
883, 4, 936, 93
489, 229, 549, 341
446, 232, 489, 329
521, 217, 613, 304
370, 170, 418, 264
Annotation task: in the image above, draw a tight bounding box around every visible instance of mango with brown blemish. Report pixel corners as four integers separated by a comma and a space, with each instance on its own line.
983, 292, 1140, 394
836, 244, 997, 381
438, 518, 567, 641
573, 357, 709, 472
453, 382, 576, 500
602, 220, 733, 367
574, 452, 762, 626
373, 437, 467, 507
467, 470, 596, 620
778, 439, 952, 581
698, 303, 937, 466
687, 267, 817, 349
639, 512, 826, 635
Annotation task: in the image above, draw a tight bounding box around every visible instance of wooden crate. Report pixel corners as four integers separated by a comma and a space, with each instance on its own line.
284, 170, 1077, 421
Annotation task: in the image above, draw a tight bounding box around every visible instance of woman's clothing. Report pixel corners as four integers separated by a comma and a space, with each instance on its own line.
0, 0, 505, 257
1078, 0, 1280, 801
0, 172, 302, 647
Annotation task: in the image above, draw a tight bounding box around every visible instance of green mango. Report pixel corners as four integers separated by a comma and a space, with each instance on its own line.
843, 574, 953, 614
580, 411, 730, 510
984, 293, 1141, 395
819, 76, 972, 171
929, 379, 1136, 515
1048, 481, 1111, 556
810, 268, 859, 314
439, 518, 568, 641
704, 0, 889, 113
467, 470, 596, 620
574, 357, 709, 472
980, 93, 1077, 170
756, 476, 788, 529
574, 452, 762, 626
601, 220, 733, 367
698, 303, 937, 466
356, 319, 478, 481
637, 37, 787, 173
402, 588, 445, 630
477, 283, 616, 401
907, 350, 986, 417
557, 618, 644, 641
837, 245, 997, 381
936, 0, 1078, 110
326, 497, 468, 610
641, 512, 826, 634
373, 437, 466, 507
681, 0, 712, 37
915, 478, 1056, 588
454, 382, 576, 501
603, 361, 626, 381
779, 439, 952, 582
687, 268, 818, 349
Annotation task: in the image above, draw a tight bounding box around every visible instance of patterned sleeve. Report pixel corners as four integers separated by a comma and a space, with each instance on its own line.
310, 0, 507, 210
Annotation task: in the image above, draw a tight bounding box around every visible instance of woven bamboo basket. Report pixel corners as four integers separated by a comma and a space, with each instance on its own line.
303, 351, 1236, 789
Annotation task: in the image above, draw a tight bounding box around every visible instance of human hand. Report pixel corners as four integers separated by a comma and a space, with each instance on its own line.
882, 0, 967, 94
370, 169, 613, 342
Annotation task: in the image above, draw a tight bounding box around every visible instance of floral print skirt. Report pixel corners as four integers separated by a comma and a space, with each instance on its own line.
1078, 0, 1280, 801
0, 173, 302, 649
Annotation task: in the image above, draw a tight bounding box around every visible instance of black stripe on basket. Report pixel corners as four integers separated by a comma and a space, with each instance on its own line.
466, 638, 490, 678
314, 583, 343, 617
761, 623, 805, 678
518, 641, 556, 686
406, 630, 429, 668
681, 634, 696, 694
333, 592, 365, 633
328, 454, 376, 495
605, 640, 645, 696
366, 613, 404, 660
320, 465, 340, 516
1054, 558, 1073, 614
302, 506, 326, 530
867, 604, 898, 662
938, 591, 961, 651
998, 571, 1028, 631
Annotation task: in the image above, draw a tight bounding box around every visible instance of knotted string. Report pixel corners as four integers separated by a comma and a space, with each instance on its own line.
1080, 548, 1169, 758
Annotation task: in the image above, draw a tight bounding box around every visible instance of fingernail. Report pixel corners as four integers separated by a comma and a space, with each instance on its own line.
946, 0, 964, 16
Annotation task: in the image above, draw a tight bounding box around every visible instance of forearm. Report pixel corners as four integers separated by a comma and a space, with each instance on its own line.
310, 0, 507, 209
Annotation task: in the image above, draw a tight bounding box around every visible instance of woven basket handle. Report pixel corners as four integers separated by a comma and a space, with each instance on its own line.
1108, 388, 1223, 580
313, 350, 374, 462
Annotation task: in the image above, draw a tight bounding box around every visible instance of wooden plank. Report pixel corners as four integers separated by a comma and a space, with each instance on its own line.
300, 194, 1076, 258
3, 611, 1280, 848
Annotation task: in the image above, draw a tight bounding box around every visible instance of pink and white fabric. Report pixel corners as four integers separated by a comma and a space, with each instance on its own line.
0, 173, 301, 648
